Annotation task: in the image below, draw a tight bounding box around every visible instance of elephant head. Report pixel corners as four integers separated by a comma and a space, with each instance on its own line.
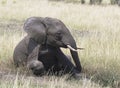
24, 17, 82, 72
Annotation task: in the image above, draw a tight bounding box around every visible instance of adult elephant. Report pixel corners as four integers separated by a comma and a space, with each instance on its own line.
13, 17, 82, 78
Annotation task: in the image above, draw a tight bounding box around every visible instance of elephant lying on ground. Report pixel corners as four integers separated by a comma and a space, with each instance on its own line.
13, 17, 82, 79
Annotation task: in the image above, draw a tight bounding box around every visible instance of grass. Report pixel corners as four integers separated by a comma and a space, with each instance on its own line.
0, 0, 120, 88
0, 73, 102, 88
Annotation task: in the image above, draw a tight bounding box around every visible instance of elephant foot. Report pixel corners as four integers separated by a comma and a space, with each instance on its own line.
72, 73, 82, 80
66, 73, 82, 81
27, 60, 45, 76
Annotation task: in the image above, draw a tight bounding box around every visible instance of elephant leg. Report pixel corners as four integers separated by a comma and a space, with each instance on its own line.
13, 50, 27, 67
27, 38, 45, 76
13, 37, 29, 67
55, 49, 82, 80
27, 60, 45, 76
55, 48, 78, 75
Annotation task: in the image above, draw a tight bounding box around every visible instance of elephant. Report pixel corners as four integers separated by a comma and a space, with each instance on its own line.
13, 17, 82, 78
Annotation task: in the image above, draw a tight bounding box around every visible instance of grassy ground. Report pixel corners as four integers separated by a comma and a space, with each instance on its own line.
0, 0, 120, 88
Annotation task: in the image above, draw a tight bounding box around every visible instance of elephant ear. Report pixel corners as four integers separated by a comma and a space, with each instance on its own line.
41, 17, 51, 29
24, 17, 47, 44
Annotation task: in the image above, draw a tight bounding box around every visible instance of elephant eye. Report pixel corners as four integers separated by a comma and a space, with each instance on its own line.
55, 32, 62, 40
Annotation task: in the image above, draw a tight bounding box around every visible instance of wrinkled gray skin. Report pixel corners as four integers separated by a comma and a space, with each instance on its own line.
13, 17, 82, 77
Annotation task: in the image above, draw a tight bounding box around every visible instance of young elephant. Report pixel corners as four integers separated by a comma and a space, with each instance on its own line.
13, 17, 82, 78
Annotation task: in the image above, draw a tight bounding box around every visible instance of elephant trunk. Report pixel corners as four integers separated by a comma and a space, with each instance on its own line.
69, 41, 82, 72
63, 36, 82, 72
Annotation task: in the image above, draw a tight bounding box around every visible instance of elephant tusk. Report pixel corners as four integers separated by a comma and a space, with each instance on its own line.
67, 45, 78, 52
77, 47, 85, 50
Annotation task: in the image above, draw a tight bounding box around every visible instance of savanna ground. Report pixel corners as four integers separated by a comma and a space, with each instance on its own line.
0, 0, 120, 88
